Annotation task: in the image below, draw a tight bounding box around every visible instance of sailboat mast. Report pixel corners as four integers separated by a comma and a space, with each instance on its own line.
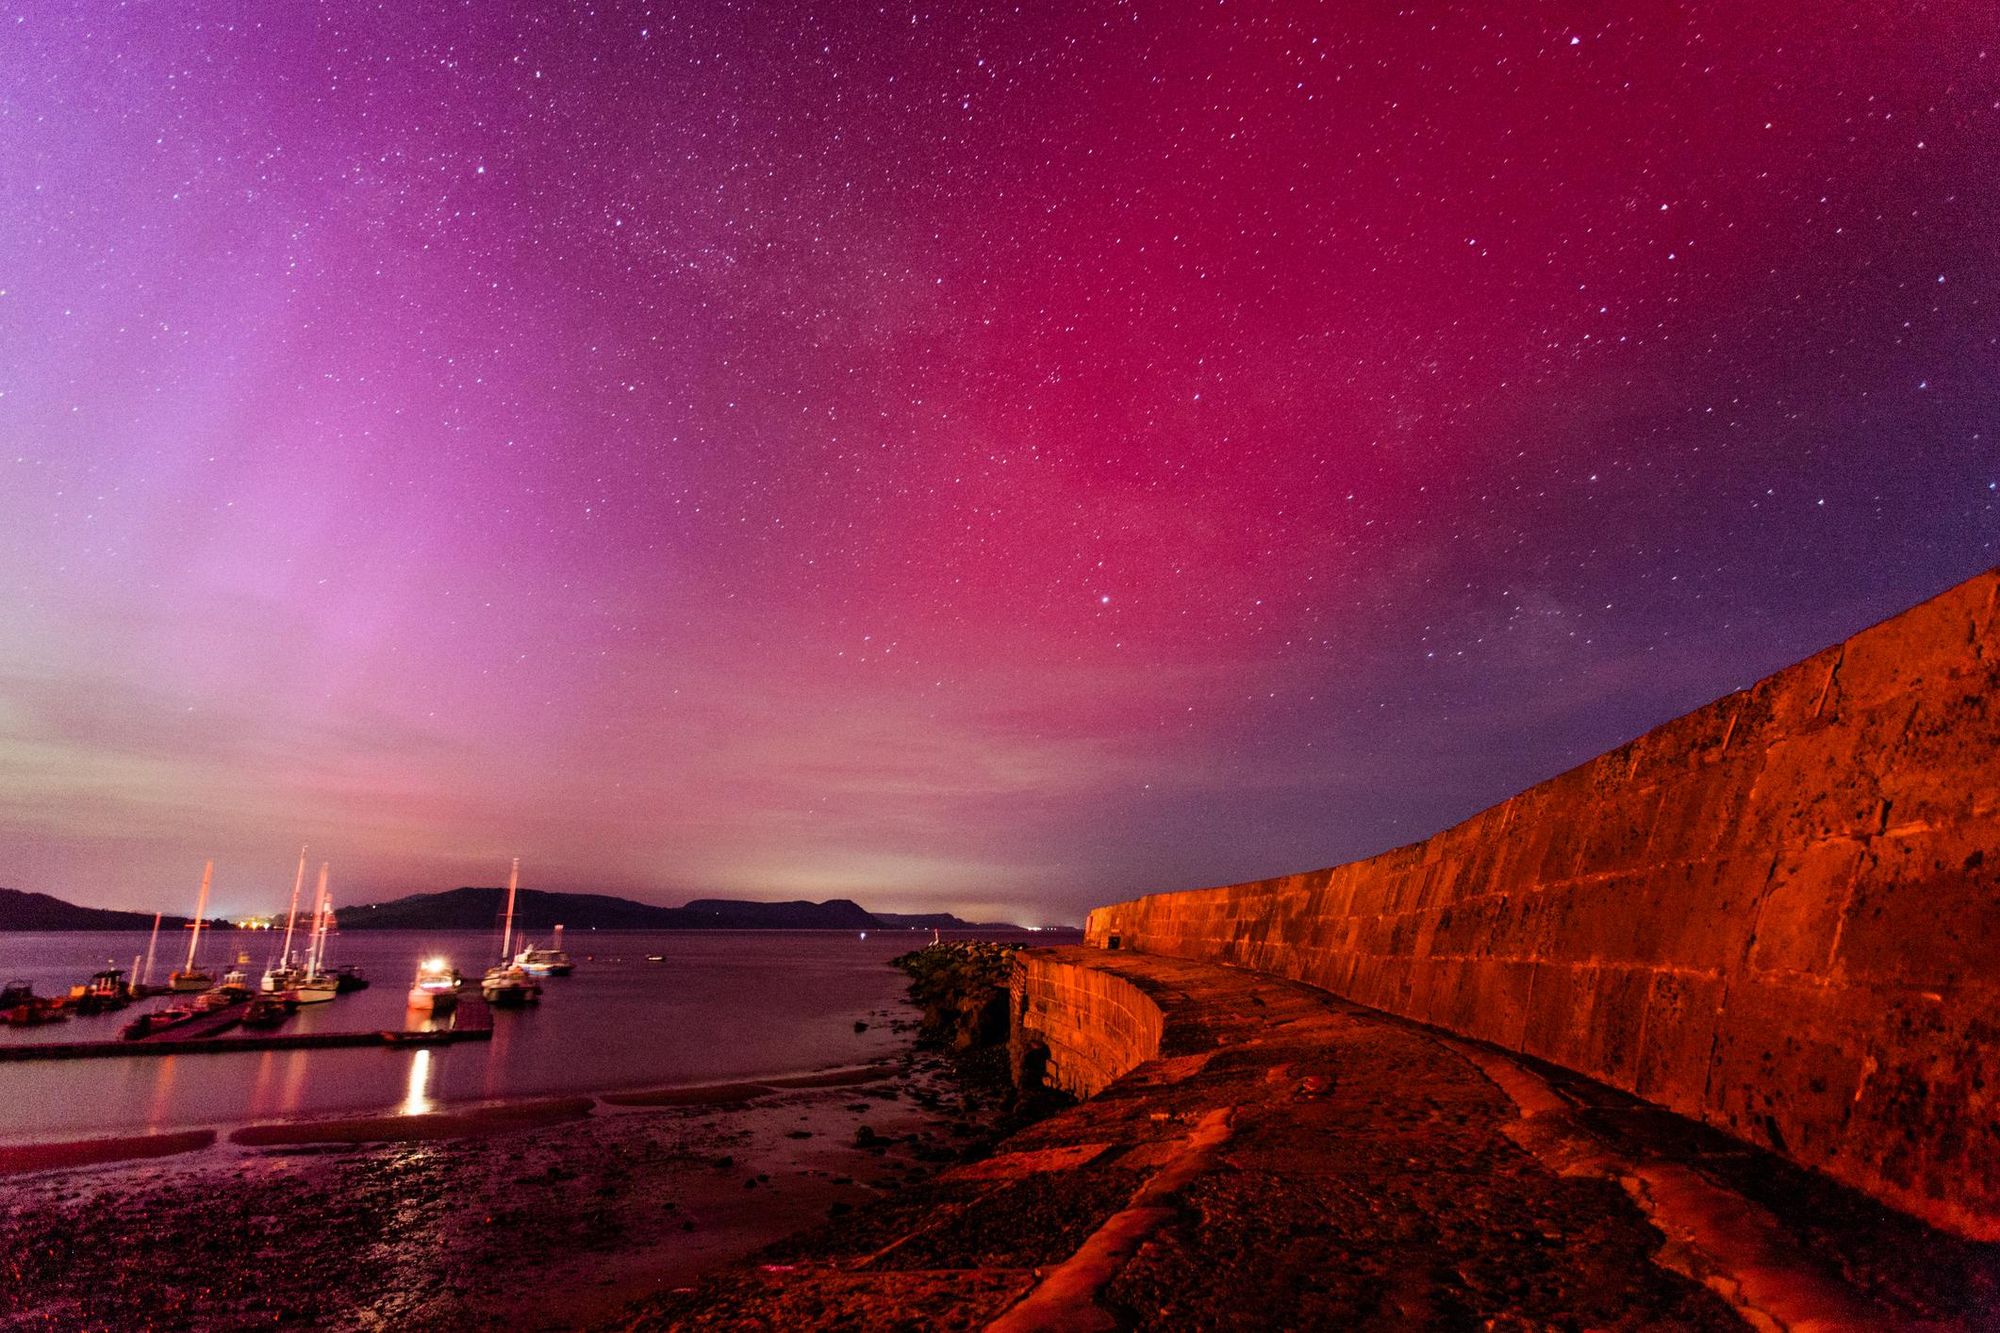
306, 862, 330, 974
185, 861, 213, 972
500, 857, 520, 963
142, 911, 162, 987
279, 845, 307, 967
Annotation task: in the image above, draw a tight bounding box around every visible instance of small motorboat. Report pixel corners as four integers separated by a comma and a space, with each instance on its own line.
407, 957, 461, 1011
0, 981, 65, 1027
121, 1004, 200, 1041
239, 996, 295, 1029
333, 965, 370, 993
645, 954, 666, 963
218, 967, 252, 995
67, 967, 133, 1015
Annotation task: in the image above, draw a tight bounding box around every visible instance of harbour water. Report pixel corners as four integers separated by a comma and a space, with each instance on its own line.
0, 928, 1058, 1143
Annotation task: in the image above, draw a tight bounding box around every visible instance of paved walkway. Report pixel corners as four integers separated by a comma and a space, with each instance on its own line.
612, 949, 1999, 1330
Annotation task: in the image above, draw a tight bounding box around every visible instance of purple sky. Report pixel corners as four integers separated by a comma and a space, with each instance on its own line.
2, 2, 1995, 924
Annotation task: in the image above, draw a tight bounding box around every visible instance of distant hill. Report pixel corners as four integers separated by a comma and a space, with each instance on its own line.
680, 897, 876, 929
871, 911, 1025, 931
336, 887, 1020, 932
0, 884, 1040, 933
0, 888, 193, 932
340, 887, 690, 931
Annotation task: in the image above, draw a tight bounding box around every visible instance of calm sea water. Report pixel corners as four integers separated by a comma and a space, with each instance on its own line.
0, 928, 1065, 1144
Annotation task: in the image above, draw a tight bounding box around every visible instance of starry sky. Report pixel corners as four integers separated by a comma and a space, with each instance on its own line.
1, 2, 1995, 924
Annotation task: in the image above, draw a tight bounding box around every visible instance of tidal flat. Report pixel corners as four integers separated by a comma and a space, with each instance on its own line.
0, 1037, 1011, 1331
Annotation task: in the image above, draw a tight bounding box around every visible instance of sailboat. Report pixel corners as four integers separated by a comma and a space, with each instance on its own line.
167, 862, 217, 993
135, 912, 163, 997
515, 922, 574, 977
291, 863, 340, 1005
261, 847, 309, 994
481, 858, 541, 1006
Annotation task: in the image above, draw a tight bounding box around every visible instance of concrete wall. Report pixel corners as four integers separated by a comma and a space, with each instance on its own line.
1087, 568, 2000, 1239
1011, 952, 1166, 1099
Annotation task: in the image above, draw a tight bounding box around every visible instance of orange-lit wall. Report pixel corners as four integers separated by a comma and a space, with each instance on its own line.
1087, 569, 2000, 1239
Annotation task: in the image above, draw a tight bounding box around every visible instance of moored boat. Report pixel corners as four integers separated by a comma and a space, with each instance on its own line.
0, 981, 66, 1027
481, 858, 542, 1006
261, 847, 310, 995
167, 861, 217, 993
407, 957, 461, 1011
240, 995, 296, 1029
515, 923, 574, 977
67, 967, 133, 1015
120, 1003, 200, 1040
192, 987, 247, 1013
289, 863, 341, 1004
481, 963, 540, 1005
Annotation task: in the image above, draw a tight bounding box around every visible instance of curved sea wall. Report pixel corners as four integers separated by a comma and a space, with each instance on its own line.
1087, 568, 2000, 1239
1010, 953, 1166, 1099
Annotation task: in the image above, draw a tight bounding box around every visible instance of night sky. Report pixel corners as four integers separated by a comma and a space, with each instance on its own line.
2, 2, 1994, 923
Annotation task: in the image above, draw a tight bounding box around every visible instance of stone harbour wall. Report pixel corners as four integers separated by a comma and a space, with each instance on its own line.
1086, 568, 2000, 1239
1010, 952, 1166, 1099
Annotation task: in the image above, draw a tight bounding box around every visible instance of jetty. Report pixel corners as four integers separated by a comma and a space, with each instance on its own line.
0, 997, 494, 1063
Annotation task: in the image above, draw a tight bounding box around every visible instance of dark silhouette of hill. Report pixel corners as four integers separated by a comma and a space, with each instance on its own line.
1, 884, 1039, 932
871, 911, 1023, 931
338, 888, 1013, 932
0, 888, 193, 931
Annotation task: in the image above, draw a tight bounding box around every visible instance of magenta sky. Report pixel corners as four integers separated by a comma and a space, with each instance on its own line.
2, 3, 1995, 923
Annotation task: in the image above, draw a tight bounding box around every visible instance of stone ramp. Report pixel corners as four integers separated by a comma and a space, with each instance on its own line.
607, 951, 2000, 1330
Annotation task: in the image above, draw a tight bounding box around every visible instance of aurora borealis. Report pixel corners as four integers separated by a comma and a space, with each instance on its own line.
2, 2, 1994, 922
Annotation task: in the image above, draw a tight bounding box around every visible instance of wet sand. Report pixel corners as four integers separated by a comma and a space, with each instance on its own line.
0, 1129, 217, 1176
0, 1031, 1011, 1331
227, 1096, 597, 1146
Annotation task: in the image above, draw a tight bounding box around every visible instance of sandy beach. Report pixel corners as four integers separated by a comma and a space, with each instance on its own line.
0, 1023, 1013, 1331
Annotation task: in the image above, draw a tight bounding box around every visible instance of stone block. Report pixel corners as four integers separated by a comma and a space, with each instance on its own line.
1632, 968, 1725, 1114
1833, 829, 2000, 988
1747, 837, 1865, 977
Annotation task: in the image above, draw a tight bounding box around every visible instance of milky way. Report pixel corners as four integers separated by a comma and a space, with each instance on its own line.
2, 2, 1995, 921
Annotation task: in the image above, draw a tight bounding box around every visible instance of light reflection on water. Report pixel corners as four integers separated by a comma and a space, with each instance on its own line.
400, 1048, 434, 1116
0, 929, 1062, 1142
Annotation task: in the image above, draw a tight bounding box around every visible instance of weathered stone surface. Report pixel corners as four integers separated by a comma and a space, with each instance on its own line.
1010, 955, 1166, 1099
1087, 568, 2000, 1239
619, 950, 1999, 1329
